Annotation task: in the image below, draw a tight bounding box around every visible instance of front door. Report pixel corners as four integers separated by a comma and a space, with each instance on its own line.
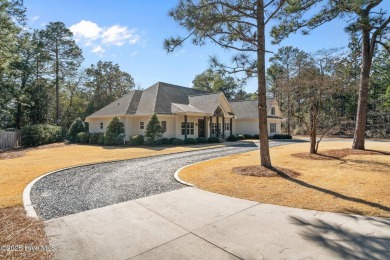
198, 119, 205, 137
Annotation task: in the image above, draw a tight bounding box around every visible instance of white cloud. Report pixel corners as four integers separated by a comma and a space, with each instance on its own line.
70, 20, 102, 40
130, 51, 138, 57
102, 25, 139, 46
92, 46, 105, 55
69, 20, 140, 56
31, 16, 40, 22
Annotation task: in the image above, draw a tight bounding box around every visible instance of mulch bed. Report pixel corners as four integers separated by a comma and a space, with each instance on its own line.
233, 165, 300, 178
291, 148, 390, 161
0, 206, 54, 259
0, 142, 73, 160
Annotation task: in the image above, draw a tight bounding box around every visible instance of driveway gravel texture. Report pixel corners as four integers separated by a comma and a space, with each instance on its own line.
31, 141, 293, 220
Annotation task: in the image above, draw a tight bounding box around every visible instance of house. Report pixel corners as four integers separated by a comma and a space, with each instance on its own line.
230, 99, 283, 136
85, 82, 282, 139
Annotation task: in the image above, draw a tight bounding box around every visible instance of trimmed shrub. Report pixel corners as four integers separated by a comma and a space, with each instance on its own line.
184, 138, 197, 145
88, 133, 102, 144
172, 138, 184, 145
68, 118, 86, 142
253, 134, 259, 139
104, 116, 125, 145
129, 135, 144, 145
145, 113, 164, 144
21, 124, 66, 147
153, 139, 162, 145
272, 134, 292, 139
160, 138, 170, 145
98, 134, 105, 145
169, 138, 177, 144
208, 137, 220, 143
238, 135, 245, 140
196, 137, 207, 144
77, 132, 89, 143
226, 134, 239, 142
243, 134, 253, 139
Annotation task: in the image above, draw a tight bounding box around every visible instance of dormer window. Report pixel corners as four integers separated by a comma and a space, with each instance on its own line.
271, 107, 275, 116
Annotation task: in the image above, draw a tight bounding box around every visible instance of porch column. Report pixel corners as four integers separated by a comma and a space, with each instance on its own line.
184, 115, 188, 139
203, 116, 207, 137
216, 117, 219, 138
222, 117, 225, 138
209, 116, 212, 138
230, 118, 233, 136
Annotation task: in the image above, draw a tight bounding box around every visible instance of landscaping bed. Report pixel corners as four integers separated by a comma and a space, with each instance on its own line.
0, 206, 53, 260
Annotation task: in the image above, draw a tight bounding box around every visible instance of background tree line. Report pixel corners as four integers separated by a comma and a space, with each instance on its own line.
0, 1, 135, 130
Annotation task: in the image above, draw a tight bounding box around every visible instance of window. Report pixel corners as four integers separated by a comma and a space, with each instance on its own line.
100, 122, 103, 130
271, 107, 276, 115
211, 123, 221, 136
161, 121, 167, 132
181, 122, 194, 135
140, 122, 144, 129
270, 123, 276, 133
225, 122, 230, 131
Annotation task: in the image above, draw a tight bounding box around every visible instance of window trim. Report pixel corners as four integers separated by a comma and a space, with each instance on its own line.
270, 123, 276, 133
100, 122, 103, 130
161, 121, 167, 133
271, 107, 276, 116
181, 122, 194, 135
140, 122, 144, 130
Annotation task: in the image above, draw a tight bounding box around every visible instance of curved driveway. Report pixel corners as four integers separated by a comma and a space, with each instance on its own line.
31, 141, 295, 220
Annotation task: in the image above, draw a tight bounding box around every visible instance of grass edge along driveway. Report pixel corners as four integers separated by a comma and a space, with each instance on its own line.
179, 141, 390, 218
0, 143, 223, 209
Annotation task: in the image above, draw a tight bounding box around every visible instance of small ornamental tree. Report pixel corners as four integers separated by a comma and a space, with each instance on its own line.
104, 116, 125, 145
68, 118, 86, 142
145, 113, 164, 144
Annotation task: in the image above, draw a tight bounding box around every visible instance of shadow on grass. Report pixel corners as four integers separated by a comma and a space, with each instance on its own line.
269, 167, 390, 213
289, 216, 390, 259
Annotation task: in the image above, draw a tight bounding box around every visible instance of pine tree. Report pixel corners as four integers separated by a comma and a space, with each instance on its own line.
145, 113, 164, 144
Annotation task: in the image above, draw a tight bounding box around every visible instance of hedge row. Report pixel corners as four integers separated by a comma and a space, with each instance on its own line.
21, 124, 67, 146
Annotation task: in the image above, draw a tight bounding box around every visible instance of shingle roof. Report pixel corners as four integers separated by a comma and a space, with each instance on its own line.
87, 82, 233, 118
230, 99, 275, 119
171, 103, 206, 114
88, 91, 138, 117
188, 93, 222, 114
135, 82, 209, 115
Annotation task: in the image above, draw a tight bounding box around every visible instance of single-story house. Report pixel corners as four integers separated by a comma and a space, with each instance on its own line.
85, 82, 282, 139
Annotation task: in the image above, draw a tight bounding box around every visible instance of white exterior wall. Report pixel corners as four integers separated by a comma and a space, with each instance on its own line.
124, 115, 177, 139
88, 115, 236, 139
88, 117, 114, 134
235, 118, 282, 136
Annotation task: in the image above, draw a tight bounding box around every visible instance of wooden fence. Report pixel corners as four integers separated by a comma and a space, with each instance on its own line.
0, 131, 21, 149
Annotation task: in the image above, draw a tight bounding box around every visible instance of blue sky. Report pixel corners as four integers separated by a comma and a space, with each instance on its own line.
25, 0, 389, 93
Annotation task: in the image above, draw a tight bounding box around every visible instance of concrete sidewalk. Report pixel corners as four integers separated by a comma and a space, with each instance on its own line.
46, 188, 390, 259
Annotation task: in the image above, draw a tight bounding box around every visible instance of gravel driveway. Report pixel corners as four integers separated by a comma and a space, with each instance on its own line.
31, 141, 293, 220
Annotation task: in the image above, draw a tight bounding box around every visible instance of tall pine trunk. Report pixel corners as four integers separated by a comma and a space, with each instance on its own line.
353, 26, 372, 150
55, 41, 60, 124
257, 0, 272, 167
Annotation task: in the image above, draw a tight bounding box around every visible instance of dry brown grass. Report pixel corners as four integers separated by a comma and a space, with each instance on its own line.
0, 143, 223, 208
292, 148, 390, 160
180, 141, 390, 217
0, 206, 53, 260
